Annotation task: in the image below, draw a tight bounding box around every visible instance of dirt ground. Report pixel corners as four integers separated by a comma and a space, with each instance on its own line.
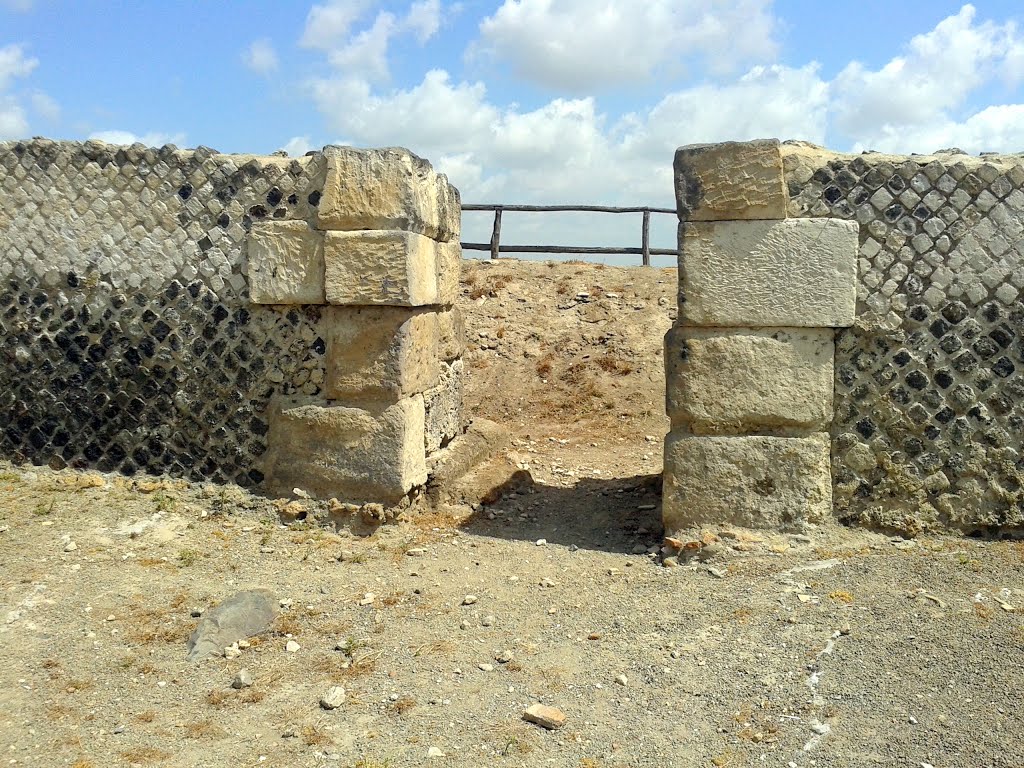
2, 259, 1023, 768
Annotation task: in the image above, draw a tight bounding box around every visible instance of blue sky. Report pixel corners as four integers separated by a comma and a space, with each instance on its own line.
2, 1, 1023, 262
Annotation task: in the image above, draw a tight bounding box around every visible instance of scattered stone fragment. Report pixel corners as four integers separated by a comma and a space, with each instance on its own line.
481, 615, 496, 627
231, 669, 253, 689
614, 674, 628, 686
186, 589, 277, 663
662, 557, 679, 568
523, 703, 566, 730
462, 595, 478, 606
535, 538, 547, 546
427, 746, 446, 758
406, 548, 426, 557
286, 640, 301, 653
478, 663, 494, 672
359, 593, 376, 605
587, 632, 601, 641
223, 643, 242, 660
320, 686, 346, 710
496, 650, 513, 664
63, 540, 78, 552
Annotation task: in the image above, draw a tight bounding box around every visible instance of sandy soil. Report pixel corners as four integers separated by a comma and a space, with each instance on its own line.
2, 259, 1023, 768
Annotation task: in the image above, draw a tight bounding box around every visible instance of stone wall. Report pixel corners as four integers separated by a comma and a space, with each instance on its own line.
0, 139, 465, 505
665, 139, 1024, 537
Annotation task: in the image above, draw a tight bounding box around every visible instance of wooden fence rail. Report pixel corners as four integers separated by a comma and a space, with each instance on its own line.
460, 204, 677, 266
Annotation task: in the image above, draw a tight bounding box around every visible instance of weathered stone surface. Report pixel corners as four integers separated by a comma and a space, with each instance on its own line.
424, 359, 464, 452
427, 418, 509, 486
523, 703, 566, 730
324, 230, 457, 306
263, 396, 427, 504
435, 239, 463, 306
318, 146, 460, 242
675, 139, 787, 221
186, 589, 277, 662
665, 326, 834, 434
436, 307, 465, 361
323, 306, 440, 404
247, 221, 325, 304
679, 218, 858, 327
663, 433, 832, 531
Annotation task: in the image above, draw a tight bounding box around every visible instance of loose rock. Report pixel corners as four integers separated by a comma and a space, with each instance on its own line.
523, 703, 566, 730
320, 686, 346, 710
231, 669, 253, 689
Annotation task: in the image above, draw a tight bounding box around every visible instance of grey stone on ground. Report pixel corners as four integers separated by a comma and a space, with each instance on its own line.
186, 589, 277, 662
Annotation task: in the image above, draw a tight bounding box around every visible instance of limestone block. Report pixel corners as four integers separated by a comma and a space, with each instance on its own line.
324, 230, 458, 306
247, 221, 325, 304
323, 306, 440, 404
424, 359, 464, 453
675, 139, 787, 221
318, 146, 460, 242
263, 396, 427, 504
435, 239, 463, 306
662, 433, 832, 532
665, 327, 834, 434
436, 307, 465, 361
679, 218, 858, 327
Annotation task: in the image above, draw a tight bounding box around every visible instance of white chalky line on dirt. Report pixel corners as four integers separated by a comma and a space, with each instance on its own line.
801, 630, 842, 753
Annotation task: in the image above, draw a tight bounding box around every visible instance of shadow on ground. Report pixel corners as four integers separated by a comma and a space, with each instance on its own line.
456, 470, 664, 555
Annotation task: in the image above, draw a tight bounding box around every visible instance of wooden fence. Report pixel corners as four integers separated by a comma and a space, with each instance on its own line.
460, 204, 677, 266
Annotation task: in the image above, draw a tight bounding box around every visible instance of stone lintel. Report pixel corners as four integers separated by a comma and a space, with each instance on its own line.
665, 326, 834, 435
679, 218, 858, 327
662, 432, 832, 533
263, 396, 427, 504
675, 139, 787, 221
247, 220, 325, 304
324, 230, 459, 307
317, 146, 460, 242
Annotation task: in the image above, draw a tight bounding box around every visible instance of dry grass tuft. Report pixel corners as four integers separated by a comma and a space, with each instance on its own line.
119, 747, 171, 763
183, 719, 228, 739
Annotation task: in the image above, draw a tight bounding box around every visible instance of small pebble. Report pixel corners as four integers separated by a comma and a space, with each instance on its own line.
615, 674, 628, 686
523, 703, 566, 730
462, 595, 478, 606
286, 640, 301, 653
427, 746, 446, 758
535, 539, 547, 546
481, 615, 496, 627
478, 663, 495, 672
232, 669, 253, 689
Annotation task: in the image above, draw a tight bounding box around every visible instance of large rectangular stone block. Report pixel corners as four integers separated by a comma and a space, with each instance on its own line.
675, 139, 787, 221
662, 432, 832, 532
679, 218, 858, 327
317, 146, 460, 242
263, 396, 427, 504
323, 306, 440, 404
247, 221, 325, 304
324, 230, 458, 307
665, 326, 834, 434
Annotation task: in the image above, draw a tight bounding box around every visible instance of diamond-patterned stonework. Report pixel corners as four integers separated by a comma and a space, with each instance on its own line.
0, 139, 329, 485
784, 142, 1024, 533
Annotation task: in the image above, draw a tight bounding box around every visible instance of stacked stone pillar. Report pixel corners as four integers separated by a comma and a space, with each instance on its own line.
663, 140, 859, 532
248, 147, 464, 505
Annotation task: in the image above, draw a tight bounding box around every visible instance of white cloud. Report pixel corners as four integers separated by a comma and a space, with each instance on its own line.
0, 96, 28, 138
475, 0, 778, 91
242, 38, 279, 75
328, 11, 397, 81
301, 0, 376, 50
29, 90, 58, 121
832, 5, 1024, 152
88, 130, 187, 147
0, 0, 35, 11
0, 43, 40, 139
0, 43, 37, 90
281, 135, 315, 156
405, 0, 441, 43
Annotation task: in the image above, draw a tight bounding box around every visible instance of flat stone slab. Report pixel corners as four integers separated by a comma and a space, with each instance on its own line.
423, 359, 464, 453
318, 146, 460, 242
675, 139, 787, 221
186, 589, 277, 662
247, 221, 325, 304
323, 306, 440, 404
263, 396, 427, 504
679, 218, 858, 327
324, 230, 459, 307
663, 432, 832, 532
665, 326, 834, 434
